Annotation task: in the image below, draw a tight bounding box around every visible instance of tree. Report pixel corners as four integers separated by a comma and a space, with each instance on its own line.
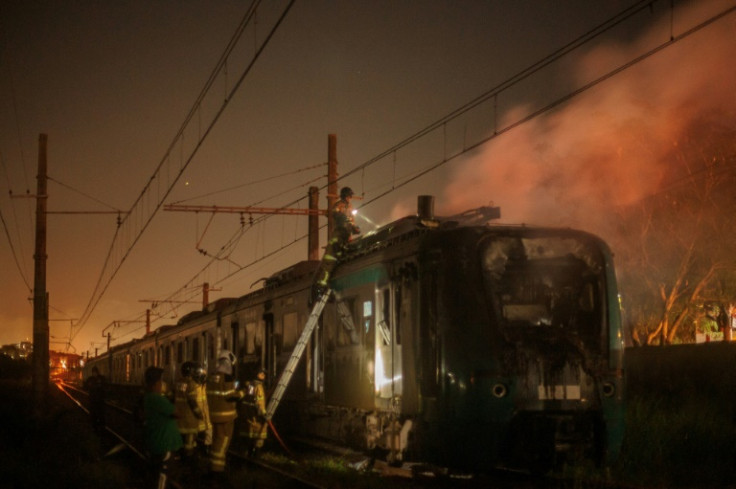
614, 119, 736, 345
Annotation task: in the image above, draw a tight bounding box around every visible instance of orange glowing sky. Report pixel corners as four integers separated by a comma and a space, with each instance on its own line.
1, 0, 734, 355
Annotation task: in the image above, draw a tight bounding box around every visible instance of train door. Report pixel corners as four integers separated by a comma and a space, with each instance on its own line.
124, 353, 131, 383
375, 283, 402, 406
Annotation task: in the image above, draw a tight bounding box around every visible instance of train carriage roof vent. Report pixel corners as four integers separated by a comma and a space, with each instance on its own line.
417, 195, 439, 228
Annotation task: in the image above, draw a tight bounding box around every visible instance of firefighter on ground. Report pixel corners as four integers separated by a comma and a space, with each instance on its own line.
206, 350, 244, 478
174, 361, 212, 461
240, 367, 268, 457
143, 366, 183, 489
84, 366, 107, 436
314, 186, 361, 295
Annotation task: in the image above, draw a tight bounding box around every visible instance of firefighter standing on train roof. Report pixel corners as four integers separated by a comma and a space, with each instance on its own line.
314, 186, 361, 294
206, 350, 244, 480
174, 361, 212, 461
331, 186, 361, 243
240, 367, 268, 458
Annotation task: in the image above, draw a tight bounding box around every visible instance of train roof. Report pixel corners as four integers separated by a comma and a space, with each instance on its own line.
344, 204, 502, 255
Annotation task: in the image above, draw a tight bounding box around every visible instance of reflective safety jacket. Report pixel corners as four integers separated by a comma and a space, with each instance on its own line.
240, 380, 268, 440
206, 372, 244, 424
174, 378, 211, 434
331, 198, 360, 242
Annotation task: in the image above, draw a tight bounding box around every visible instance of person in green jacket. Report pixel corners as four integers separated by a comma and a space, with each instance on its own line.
144, 366, 183, 489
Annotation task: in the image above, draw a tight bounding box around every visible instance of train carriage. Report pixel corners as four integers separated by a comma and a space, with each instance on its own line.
84, 196, 624, 474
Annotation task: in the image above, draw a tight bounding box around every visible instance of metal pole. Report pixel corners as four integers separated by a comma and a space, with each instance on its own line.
107, 332, 112, 380
308, 186, 319, 260
32, 134, 49, 415
327, 134, 338, 238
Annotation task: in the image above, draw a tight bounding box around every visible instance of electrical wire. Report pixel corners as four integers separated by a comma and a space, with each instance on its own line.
48, 175, 124, 211
171, 161, 326, 205
0, 207, 32, 293
81, 0, 736, 350
0, 149, 32, 283
346, 1, 736, 212
71, 0, 297, 343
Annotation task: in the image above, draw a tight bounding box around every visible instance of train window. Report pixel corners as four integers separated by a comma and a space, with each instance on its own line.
165, 345, 171, 366
337, 298, 356, 347
395, 286, 402, 345
377, 288, 391, 346
482, 236, 603, 351
363, 300, 372, 336
283, 312, 298, 350
192, 337, 200, 362
231, 322, 240, 360
255, 321, 264, 352
177, 342, 183, 364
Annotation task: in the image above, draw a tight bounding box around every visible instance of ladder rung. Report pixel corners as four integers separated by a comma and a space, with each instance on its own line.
265, 290, 331, 420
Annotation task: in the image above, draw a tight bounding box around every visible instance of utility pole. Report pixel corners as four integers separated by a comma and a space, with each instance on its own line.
308, 186, 319, 260
202, 282, 221, 309
163, 135, 338, 261
164, 190, 329, 260
327, 134, 338, 238
32, 133, 49, 414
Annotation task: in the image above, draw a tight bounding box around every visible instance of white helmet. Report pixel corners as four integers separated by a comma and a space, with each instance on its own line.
217, 350, 236, 375
218, 350, 236, 365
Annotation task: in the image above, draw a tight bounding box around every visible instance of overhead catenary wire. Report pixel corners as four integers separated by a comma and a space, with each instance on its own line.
83, 0, 736, 349
47, 176, 124, 212
70, 0, 297, 343
171, 161, 327, 205
341, 1, 736, 210
0, 207, 32, 293
185, 0, 736, 302
0, 150, 32, 286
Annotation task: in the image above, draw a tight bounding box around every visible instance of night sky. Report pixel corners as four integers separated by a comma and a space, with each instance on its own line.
1, 0, 734, 355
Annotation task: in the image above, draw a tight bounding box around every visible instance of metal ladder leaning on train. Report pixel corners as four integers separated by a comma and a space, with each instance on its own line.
83, 190, 626, 480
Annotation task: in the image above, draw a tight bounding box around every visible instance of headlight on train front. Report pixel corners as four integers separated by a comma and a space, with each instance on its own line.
602, 381, 616, 398
492, 383, 508, 398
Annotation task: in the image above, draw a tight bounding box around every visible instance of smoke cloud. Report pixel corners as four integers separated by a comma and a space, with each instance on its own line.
442, 1, 736, 242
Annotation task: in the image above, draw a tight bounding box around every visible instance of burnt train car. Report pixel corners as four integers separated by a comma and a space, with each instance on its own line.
84, 196, 625, 473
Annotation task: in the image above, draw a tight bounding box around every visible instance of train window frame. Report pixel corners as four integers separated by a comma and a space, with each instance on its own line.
245, 321, 257, 354
338, 297, 356, 347
377, 288, 391, 346
363, 300, 373, 338
282, 311, 299, 350
481, 235, 605, 352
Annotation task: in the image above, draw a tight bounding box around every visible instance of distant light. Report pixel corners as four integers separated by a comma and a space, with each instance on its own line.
351, 209, 357, 216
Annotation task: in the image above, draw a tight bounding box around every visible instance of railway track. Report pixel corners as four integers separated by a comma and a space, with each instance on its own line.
54, 381, 328, 489
54, 381, 596, 489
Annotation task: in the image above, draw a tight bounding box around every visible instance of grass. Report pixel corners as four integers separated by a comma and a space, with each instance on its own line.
613, 395, 735, 488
